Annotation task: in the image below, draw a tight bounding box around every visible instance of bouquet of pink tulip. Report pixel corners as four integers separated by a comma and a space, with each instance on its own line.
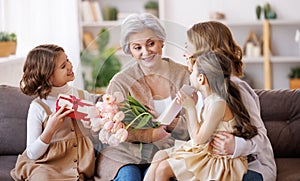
86, 92, 159, 146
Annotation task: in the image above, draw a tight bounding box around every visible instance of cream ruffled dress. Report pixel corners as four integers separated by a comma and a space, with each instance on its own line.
166, 94, 248, 181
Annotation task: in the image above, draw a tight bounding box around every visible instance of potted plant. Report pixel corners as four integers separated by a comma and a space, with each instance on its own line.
103, 6, 118, 21
80, 28, 122, 93
0, 32, 12, 57
144, 1, 159, 17
288, 67, 300, 89
9, 33, 17, 55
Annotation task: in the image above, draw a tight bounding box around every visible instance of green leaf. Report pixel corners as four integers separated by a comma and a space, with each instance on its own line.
135, 114, 152, 129
128, 95, 148, 111
136, 106, 147, 114
131, 105, 141, 115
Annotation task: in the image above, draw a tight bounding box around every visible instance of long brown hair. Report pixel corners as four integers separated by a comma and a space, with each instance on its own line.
195, 51, 257, 139
20, 44, 64, 99
187, 21, 244, 77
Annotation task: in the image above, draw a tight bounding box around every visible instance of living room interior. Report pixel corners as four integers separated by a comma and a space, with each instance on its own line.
1, 0, 300, 91
1, 1, 300, 181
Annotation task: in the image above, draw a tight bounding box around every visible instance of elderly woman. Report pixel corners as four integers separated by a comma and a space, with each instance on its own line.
94, 13, 191, 181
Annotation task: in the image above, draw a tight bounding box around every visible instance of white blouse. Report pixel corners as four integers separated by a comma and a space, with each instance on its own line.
153, 96, 172, 115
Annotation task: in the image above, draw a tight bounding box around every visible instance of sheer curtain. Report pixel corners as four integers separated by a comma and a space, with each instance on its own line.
1, 0, 83, 88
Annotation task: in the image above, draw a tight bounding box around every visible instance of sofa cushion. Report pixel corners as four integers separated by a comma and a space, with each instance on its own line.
0, 85, 33, 155
0, 155, 17, 181
255, 89, 300, 158
276, 158, 300, 181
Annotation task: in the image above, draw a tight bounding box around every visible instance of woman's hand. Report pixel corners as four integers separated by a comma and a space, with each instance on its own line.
41, 104, 74, 144
152, 125, 173, 149
176, 90, 196, 109
152, 125, 171, 142
166, 116, 180, 132
210, 131, 235, 156
147, 106, 159, 118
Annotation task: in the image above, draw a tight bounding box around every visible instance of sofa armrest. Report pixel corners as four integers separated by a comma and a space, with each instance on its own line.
0, 85, 33, 155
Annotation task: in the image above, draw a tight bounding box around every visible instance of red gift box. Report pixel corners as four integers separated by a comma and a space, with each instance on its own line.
56, 94, 94, 120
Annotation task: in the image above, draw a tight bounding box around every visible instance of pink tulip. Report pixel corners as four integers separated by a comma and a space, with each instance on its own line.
90, 118, 104, 132
111, 121, 125, 133
103, 120, 114, 130
103, 112, 115, 120
103, 103, 118, 114
115, 128, 128, 142
99, 129, 111, 144
108, 134, 121, 146
95, 102, 105, 111
111, 104, 119, 113
103, 94, 116, 104
113, 111, 125, 122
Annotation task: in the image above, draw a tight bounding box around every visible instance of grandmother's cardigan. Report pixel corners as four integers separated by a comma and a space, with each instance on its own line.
95, 58, 190, 181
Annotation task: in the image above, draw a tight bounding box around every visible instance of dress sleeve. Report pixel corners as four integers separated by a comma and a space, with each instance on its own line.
26, 102, 49, 160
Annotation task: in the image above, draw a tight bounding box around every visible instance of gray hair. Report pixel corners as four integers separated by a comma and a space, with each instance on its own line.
120, 13, 166, 54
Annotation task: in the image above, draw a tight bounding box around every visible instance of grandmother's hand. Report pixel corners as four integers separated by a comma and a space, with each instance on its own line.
152, 125, 170, 142
166, 116, 180, 132
152, 126, 174, 149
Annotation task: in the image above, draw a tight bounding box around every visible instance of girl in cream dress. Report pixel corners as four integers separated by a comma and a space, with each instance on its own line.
144, 51, 258, 181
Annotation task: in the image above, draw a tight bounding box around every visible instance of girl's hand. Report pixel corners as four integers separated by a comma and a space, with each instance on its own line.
47, 104, 74, 130
41, 104, 74, 144
191, 91, 198, 104
176, 90, 196, 109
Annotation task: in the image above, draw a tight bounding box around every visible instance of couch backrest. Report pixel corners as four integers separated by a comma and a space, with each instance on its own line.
1, 85, 299, 158
0, 85, 33, 155
255, 89, 300, 158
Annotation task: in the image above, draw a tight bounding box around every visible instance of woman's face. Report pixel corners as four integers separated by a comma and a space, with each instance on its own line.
50, 51, 74, 87
184, 40, 196, 73
128, 29, 164, 68
189, 63, 199, 88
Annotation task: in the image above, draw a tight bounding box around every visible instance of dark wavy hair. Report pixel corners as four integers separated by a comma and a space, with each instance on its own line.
20, 44, 64, 99
187, 21, 244, 77
195, 51, 257, 139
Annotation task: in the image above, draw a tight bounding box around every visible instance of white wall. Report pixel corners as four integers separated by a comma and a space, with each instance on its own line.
159, 0, 300, 59
158, 0, 300, 89
160, 0, 300, 27
1, 0, 84, 88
